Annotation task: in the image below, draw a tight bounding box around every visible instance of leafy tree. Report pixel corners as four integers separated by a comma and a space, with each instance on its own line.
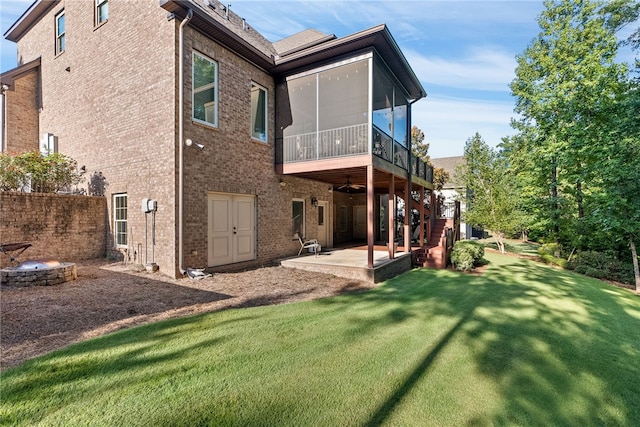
411, 125, 429, 163
458, 133, 523, 253
432, 166, 450, 192
410, 125, 450, 191
0, 151, 84, 193
509, 0, 640, 290
510, 0, 631, 245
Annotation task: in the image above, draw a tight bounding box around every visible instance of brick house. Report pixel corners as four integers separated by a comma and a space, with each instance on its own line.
1, 0, 434, 278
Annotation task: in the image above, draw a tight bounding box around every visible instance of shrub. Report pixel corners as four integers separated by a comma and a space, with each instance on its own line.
567, 251, 634, 284
451, 241, 485, 272
0, 153, 22, 191
538, 243, 562, 258
0, 151, 83, 193
537, 243, 567, 268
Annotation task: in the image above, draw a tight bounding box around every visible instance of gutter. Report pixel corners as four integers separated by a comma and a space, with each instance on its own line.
178, 8, 193, 276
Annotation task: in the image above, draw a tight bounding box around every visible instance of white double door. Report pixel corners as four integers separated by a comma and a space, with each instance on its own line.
208, 193, 256, 267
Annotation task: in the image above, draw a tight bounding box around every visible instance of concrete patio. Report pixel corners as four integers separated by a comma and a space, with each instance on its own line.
279, 247, 413, 283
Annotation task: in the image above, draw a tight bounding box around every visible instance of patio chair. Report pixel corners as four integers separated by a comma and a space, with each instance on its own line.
295, 233, 321, 256
0, 242, 32, 265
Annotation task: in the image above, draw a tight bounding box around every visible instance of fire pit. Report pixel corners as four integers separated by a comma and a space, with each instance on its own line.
1, 259, 77, 286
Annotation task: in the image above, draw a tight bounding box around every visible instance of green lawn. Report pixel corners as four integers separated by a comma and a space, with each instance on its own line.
2, 253, 639, 426
476, 237, 541, 257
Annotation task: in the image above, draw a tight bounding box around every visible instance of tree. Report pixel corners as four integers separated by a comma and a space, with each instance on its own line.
458, 133, 523, 254
510, 0, 631, 247
410, 125, 450, 191
411, 125, 429, 163
509, 0, 640, 290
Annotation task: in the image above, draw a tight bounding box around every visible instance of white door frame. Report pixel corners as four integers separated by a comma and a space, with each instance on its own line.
208, 192, 256, 267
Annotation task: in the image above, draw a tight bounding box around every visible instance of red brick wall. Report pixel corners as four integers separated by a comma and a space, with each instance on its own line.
0, 192, 106, 268
15, 1, 178, 274
4, 68, 39, 155
11, 2, 337, 277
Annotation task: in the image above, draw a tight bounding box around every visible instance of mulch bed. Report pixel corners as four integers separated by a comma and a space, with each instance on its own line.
1, 260, 374, 371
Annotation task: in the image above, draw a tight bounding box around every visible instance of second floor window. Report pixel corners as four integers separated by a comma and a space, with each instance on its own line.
193, 52, 218, 127
55, 11, 65, 55
96, 0, 108, 25
251, 82, 267, 142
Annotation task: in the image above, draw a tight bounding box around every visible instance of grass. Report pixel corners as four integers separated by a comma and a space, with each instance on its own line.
477, 237, 541, 257
2, 253, 640, 426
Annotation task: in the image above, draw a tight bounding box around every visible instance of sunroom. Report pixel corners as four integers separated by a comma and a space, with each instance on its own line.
275, 25, 433, 268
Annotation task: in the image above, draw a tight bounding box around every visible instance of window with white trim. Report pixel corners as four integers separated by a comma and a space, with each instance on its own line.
192, 52, 218, 127
251, 82, 267, 142
96, 0, 108, 25
292, 199, 305, 237
114, 194, 127, 247
55, 10, 65, 55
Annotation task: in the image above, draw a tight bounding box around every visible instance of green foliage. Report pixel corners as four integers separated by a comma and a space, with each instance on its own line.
458, 133, 525, 253
432, 166, 450, 192
450, 240, 485, 272
410, 125, 429, 163
0, 151, 84, 193
0, 153, 23, 191
538, 242, 562, 257
537, 243, 567, 267
567, 251, 635, 284
507, 0, 640, 285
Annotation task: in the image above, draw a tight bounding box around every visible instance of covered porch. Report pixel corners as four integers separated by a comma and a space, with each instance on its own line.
280, 158, 434, 270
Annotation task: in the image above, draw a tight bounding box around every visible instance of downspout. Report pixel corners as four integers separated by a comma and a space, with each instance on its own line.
178, 9, 193, 276
0, 85, 8, 153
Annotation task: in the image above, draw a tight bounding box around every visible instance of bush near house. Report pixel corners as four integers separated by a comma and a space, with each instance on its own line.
450, 240, 485, 272
0, 151, 84, 193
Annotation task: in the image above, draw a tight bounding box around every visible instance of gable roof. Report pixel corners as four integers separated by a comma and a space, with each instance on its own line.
5, 0, 426, 100
273, 29, 336, 57
161, 1, 426, 100
4, 0, 60, 43
0, 57, 41, 88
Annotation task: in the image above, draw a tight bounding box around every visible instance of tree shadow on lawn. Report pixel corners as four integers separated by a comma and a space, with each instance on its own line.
1, 311, 262, 425
323, 254, 640, 426
2, 255, 639, 426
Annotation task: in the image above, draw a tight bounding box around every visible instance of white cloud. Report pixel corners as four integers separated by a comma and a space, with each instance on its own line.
412, 96, 517, 158
405, 47, 517, 92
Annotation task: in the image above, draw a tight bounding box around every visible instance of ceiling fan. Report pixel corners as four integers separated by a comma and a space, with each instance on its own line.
337, 177, 365, 191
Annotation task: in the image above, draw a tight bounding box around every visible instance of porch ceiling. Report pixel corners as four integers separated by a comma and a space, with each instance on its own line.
284, 165, 411, 194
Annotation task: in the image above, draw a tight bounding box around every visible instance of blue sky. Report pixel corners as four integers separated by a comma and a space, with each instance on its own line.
0, 1, 568, 157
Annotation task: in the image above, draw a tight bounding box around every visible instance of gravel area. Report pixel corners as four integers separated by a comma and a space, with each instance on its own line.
1, 260, 374, 371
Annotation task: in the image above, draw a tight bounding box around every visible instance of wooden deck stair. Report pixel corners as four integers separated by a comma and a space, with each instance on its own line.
413, 218, 452, 269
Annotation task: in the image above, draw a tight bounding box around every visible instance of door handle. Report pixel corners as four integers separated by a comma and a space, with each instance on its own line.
233, 226, 237, 235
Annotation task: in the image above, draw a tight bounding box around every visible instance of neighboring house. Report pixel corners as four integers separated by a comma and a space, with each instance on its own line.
430, 156, 483, 239
1, 0, 433, 278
